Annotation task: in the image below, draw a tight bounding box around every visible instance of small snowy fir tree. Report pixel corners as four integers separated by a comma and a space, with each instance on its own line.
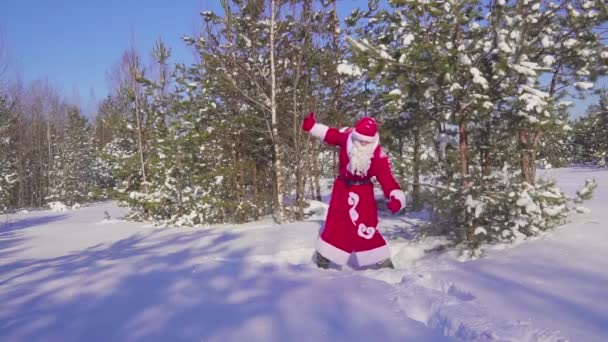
576, 178, 597, 202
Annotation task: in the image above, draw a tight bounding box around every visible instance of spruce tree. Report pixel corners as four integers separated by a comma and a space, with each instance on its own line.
573, 90, 608, 166
344, 0, 606, 250
0, 95, 17, 213
47, 107, 96, 206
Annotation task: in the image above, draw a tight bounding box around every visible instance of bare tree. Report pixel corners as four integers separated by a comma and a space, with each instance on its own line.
0, 32, 9, 87
269, 0, 286, 223
108, 45, 149, 191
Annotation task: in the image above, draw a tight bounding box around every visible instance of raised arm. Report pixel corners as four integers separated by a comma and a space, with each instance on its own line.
373, 148, 406, 213
301, 112, 348, 146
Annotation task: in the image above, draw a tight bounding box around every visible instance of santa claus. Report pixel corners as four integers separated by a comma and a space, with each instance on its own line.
302, 112, 406, 269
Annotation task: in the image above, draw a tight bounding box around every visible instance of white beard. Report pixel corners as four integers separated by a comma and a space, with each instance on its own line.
347, 139, 376, 177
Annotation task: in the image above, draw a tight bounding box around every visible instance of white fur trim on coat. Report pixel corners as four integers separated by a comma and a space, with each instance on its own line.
317, 237, 350, 265
390, 189, 406, 211
309, 123, 329, 140
354, 244, 391, 267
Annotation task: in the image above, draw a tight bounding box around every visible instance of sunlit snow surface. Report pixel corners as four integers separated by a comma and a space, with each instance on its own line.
1, 167, 606, 341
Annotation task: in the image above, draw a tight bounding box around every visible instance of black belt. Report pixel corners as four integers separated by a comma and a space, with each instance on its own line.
338, 174, 372, 187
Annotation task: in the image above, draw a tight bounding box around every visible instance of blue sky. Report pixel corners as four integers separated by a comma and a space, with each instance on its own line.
1, 0, 222, 110
1, 0, 363, 108
0, 0, 602, 117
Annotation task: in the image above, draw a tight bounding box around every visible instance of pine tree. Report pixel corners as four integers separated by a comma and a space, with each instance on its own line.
181, 0, 352, 223
573, 90, 608, 166
538, 108, 574, 168
0, 95, 17, 213
344, 0, 606, 250
47, 107, 96, 206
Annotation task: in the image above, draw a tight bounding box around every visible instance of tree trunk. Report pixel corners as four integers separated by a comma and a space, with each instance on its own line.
253, 161, 259, 220
519, 128, 538, 185
47, 121, 52, 197
412, 128, 421, 210
459, 121, 469, 188
312, 144, 322, 201
481, 147, 490, 178
481, 121, 492, 178
134, 95, 148, 192
291, 2, 307, 221
332, 0, 343, 116
269, 0, 284, 223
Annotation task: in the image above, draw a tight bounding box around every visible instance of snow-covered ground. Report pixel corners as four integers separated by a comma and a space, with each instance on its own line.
1, 168, 606, 341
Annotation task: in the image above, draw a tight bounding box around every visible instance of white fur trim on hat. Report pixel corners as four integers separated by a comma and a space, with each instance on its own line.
309, 123, 329, 140
351, 130, 379, 143
390, 189, 406, 210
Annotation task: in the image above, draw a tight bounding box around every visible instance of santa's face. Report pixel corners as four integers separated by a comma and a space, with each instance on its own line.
347, 137, 376, 177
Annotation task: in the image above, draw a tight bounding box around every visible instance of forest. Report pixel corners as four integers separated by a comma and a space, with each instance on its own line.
1, 0, 607, 250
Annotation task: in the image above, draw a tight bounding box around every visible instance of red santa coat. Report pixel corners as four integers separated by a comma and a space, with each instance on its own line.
309, 123, 404, 267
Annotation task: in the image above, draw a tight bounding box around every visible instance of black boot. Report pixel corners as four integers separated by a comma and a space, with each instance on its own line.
375, 258, 395, 269
314, 251, 330, 269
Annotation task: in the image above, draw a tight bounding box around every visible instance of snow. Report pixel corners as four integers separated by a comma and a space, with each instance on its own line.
449, 83, 462, 92
465, 195, 484, 218
398, 53, 407, 64
510, 63, 538, 77
474, 227, 487, 236
470, 68, 489, 89
541, 36, 554, 48
563, 38, 577, 48
1, 168, 608, 341
498, 41, 512, 53
337, 63, 363, 77
516, 190, 541, 214
574, 81, 594, 90
389, 88, 402, 96
542, 55, 555, 67
543, 204, 566, 216
345, 36, 369, 52
402, 33, 415, 47
378, 48, 393, 61
47, 201, 68, 212
519, 84, 549, 99
459, 53, 472, 65
519, 93, 548, 114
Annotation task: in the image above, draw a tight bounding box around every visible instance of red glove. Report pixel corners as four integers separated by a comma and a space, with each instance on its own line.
387, 190, 405, 213
302, 112, 316, 132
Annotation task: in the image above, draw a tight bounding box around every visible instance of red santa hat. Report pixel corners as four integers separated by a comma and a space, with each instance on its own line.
351, 117, 379, 143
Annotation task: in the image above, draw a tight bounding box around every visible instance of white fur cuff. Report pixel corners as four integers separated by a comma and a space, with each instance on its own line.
390, 189, 406, 210
309, 123, 329, 140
